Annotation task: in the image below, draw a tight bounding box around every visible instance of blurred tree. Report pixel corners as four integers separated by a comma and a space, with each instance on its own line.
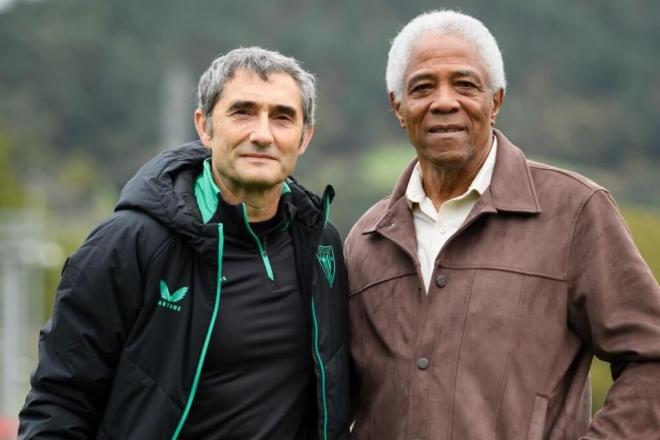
0, 0, 657, 197
0, 128, 24, 208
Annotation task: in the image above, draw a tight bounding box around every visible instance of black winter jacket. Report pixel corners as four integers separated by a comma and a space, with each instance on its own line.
18, 142, 350, 439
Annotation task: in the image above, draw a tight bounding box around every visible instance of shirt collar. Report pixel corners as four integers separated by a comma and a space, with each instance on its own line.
405, 135, 498, 209
469, 134, 498, 195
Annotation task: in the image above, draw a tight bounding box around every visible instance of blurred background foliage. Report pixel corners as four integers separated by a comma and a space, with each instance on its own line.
0, 0, 658, 416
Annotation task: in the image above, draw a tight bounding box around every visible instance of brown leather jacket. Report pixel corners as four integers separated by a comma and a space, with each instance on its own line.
345, 130, 660, 439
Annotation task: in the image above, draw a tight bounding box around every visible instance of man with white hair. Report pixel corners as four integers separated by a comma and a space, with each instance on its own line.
19, 47, 350, 439
345, 10, 660, 439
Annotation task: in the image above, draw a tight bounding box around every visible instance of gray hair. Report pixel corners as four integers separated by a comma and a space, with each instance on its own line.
197, 47, 317, 127
386, 9, 506, 101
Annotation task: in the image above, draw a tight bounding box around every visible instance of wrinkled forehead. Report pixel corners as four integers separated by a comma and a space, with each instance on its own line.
218, 69, 305, 112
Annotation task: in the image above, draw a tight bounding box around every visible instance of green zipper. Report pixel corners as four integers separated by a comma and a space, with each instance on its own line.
323, 192, 330, 228
313, 188, 331, 440
241, 203, 275, 281
311, 296, 328, 440
171, 223, 224, 439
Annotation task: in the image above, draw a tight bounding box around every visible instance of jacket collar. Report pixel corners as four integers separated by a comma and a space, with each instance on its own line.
364, 129, 541, 235
486, 129, 542, 214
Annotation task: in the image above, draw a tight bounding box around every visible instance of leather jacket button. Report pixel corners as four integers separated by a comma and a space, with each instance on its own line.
435, 274, 447, 288
417, 357, 430, 370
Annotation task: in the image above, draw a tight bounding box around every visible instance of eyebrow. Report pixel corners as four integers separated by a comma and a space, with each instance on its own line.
407, 68, 482, 88
226, 100, 298, 118
454, 69, 481, 80
227, 100, 256, 113
272, 104, 297, 118
407, 72, 435, 88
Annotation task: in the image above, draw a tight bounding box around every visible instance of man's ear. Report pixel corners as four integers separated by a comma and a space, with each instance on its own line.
389, 92, 405, 129
297, 125, 314, 156
194, 109, 212, 145
490, 89, 504, 125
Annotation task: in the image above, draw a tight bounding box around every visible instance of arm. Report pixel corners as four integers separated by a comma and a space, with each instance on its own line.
566, 190, 660, 439
18, 215, 146, 439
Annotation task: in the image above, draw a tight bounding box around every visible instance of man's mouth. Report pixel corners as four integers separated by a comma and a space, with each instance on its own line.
428, 125, 465, 133
241, 153, 277, 160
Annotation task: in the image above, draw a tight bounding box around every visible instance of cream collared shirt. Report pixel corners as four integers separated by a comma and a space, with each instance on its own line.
405, 136, 498, 292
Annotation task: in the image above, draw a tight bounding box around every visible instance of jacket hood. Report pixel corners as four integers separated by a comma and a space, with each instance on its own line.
117, 140, 209, 230
115, 141, 332, 249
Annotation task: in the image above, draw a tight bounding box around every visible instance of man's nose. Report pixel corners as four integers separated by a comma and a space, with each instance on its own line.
429, 86, 460, 113
249, 113, 274, 147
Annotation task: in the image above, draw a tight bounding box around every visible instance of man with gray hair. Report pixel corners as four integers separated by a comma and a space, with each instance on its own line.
345, 9, 660, 439
19, 47, 350, 439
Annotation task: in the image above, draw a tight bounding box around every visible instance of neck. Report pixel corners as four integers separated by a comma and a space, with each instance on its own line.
420, 142, 491, 209
212, 170, 281, 223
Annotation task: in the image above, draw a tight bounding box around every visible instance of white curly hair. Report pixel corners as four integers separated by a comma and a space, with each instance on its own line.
386, 9, 506, 101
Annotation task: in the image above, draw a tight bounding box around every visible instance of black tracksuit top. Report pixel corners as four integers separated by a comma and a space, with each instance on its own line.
18, 141, 351, 439
181, 190, 315, 439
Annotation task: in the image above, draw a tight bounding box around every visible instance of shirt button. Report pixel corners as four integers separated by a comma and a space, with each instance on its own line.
417, 357, 430, 370
435, 274, 447, 288
439, 227, 447, 234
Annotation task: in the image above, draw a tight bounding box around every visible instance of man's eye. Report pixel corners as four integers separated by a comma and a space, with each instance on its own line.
411, 83, 432, 93
232, 109, 251, 116
274, 114, 293, 122
456, 81, 476, 89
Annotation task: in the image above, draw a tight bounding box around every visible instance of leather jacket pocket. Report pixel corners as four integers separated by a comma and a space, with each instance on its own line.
527, 394, 549, 440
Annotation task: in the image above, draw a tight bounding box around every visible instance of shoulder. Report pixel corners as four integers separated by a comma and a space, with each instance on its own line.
88, 209, 172, 248
345, 196, 391, 243
525, 159, 612, 217
496, 132, 608, 210
70, 209, 174, 272
528, 159, 605, 193
343, 196, 394, 265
